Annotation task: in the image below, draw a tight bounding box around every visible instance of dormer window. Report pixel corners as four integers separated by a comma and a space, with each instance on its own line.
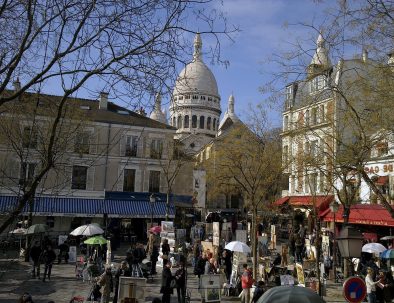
185, 95, 190, 99
201, 96, 206, 100
178, 96, 184, 100
310, 75, 327, 93
193, 95, 199, 100
208, 97, 212, 101
376, 141, 389, 157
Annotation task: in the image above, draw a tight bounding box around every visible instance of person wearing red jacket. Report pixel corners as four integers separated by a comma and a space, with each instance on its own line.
241, 264, 254, 303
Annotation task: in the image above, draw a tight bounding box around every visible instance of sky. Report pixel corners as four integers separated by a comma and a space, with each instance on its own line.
199, 0, 338, 127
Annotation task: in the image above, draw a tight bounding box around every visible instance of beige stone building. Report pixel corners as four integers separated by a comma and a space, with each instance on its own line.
0, 90, 193, 238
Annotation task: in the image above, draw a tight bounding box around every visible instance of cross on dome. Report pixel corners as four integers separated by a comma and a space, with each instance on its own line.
193, 32, 202, 61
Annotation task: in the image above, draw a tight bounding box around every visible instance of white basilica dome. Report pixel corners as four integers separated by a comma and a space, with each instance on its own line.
173, 60, 219, 97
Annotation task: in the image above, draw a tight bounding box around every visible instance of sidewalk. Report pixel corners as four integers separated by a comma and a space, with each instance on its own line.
0, 245, 347, 303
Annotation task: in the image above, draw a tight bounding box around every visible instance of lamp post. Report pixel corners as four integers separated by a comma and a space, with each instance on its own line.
150, 194, 156, 227
337, 225, 364, 278
329, 200, 339, 282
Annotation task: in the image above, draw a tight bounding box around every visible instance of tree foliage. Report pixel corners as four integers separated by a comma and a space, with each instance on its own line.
0, 0, 235, 234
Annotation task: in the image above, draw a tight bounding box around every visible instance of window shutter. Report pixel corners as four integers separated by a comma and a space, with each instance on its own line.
117, 167, 124, 191
119, 134, 125, 157
86, 166, 95, 191
89, 130, 98, 154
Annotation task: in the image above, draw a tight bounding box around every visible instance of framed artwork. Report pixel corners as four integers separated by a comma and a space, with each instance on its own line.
118, 277, 146, 302
205, 287, 221, 302
161, 221, 174, 232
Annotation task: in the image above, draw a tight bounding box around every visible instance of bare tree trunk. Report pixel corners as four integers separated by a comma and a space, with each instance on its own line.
252, 205, 258, 279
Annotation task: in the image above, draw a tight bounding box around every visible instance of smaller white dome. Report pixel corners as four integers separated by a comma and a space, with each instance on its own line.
150, 93, 166, 124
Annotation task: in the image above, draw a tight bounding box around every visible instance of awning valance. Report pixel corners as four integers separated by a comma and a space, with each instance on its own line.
274, 195, 334, 210
321, 204, 394, 227
0, 195, 175, 218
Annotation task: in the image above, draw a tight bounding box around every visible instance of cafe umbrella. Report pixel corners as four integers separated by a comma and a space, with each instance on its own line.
9, 228, 27, 251
362, 243, 386, 254
26, 224, 49, 234
84, 235, 108, 246
225, 241, 251, 254
70, 224, 104, 236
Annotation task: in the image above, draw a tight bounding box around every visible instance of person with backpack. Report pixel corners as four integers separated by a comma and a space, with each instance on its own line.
241, 264, 254, 303
97, 266, 113, 303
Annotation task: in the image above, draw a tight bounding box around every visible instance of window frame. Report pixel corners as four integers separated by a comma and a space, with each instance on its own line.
71, 165, 88, 190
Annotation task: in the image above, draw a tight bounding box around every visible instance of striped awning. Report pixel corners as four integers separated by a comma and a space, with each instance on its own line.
0, 195, 174, 218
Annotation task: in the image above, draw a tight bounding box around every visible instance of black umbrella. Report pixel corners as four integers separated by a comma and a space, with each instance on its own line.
257, 286, 326, 303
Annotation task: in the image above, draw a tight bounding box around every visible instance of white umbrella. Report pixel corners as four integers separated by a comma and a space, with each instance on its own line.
9, 228, 27, 252
362, 243, 386, 254
9, 228, 27, 235
225, 241, 251, 254
381, 236, 394, 241
70, 224, 104, 236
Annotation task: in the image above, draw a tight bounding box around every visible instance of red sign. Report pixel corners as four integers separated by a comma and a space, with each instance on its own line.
343, 276, 367, 303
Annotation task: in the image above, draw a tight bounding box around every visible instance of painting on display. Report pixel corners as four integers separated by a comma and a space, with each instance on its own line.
296, 263, 305, 287
201, 275, 221, 302
161, 221, 174, 232
118, 277, 146, 303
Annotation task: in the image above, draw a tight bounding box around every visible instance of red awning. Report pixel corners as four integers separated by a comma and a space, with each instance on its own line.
322, 204, 394, 227
273, 195, 333, 210
375, 176, 389, 185
274, 196, 290, 206
289, 195, 334, 210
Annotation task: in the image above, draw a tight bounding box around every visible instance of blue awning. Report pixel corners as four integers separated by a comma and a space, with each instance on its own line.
104, 199, 174, 218
0, 196, 174, 218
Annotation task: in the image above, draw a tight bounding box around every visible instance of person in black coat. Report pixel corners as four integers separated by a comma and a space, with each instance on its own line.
42, 245, 56, 282
251, 281, 265, 303
175, 260, 186, 303
30, 241, 42, 278
151, 244, 159, 275
160, 259, 173, 303
162, 239, 170, 256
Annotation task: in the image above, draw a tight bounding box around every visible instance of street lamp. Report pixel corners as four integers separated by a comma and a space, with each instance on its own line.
329, 200, 339, 282
150, 194, 156, 227
337, 225, 363, 277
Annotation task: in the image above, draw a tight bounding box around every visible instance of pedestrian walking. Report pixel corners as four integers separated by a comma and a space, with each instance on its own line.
30, 241, 42, 278
175, 260, 186, 303
113, 261, 131, 303
42, 245, 56, 282
160, 259, 173, 303
162, 239, 170, 256
97, 266, 113, 303
366, 267, 379, 303
241, 264, 254, 303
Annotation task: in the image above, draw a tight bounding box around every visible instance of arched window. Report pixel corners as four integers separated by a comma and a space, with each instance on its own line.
172, 117, 176, 126
184, 115, 189, 128
207, 117, 211, 130
213, 118, 216, 131
177, 116, 182, 128
217, 120, 219, 130
199, 116, 205, 129
192, 115, 197, 128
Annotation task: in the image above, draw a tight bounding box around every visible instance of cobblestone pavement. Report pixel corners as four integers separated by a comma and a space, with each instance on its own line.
0, 247, 346, 303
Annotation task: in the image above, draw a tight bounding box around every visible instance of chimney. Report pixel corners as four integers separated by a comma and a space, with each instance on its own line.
99, 92, 108, 110
13, 78, 21, 92
136, 107, 146, 116
362, 48, 368, 62
388, 51, 394, 70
